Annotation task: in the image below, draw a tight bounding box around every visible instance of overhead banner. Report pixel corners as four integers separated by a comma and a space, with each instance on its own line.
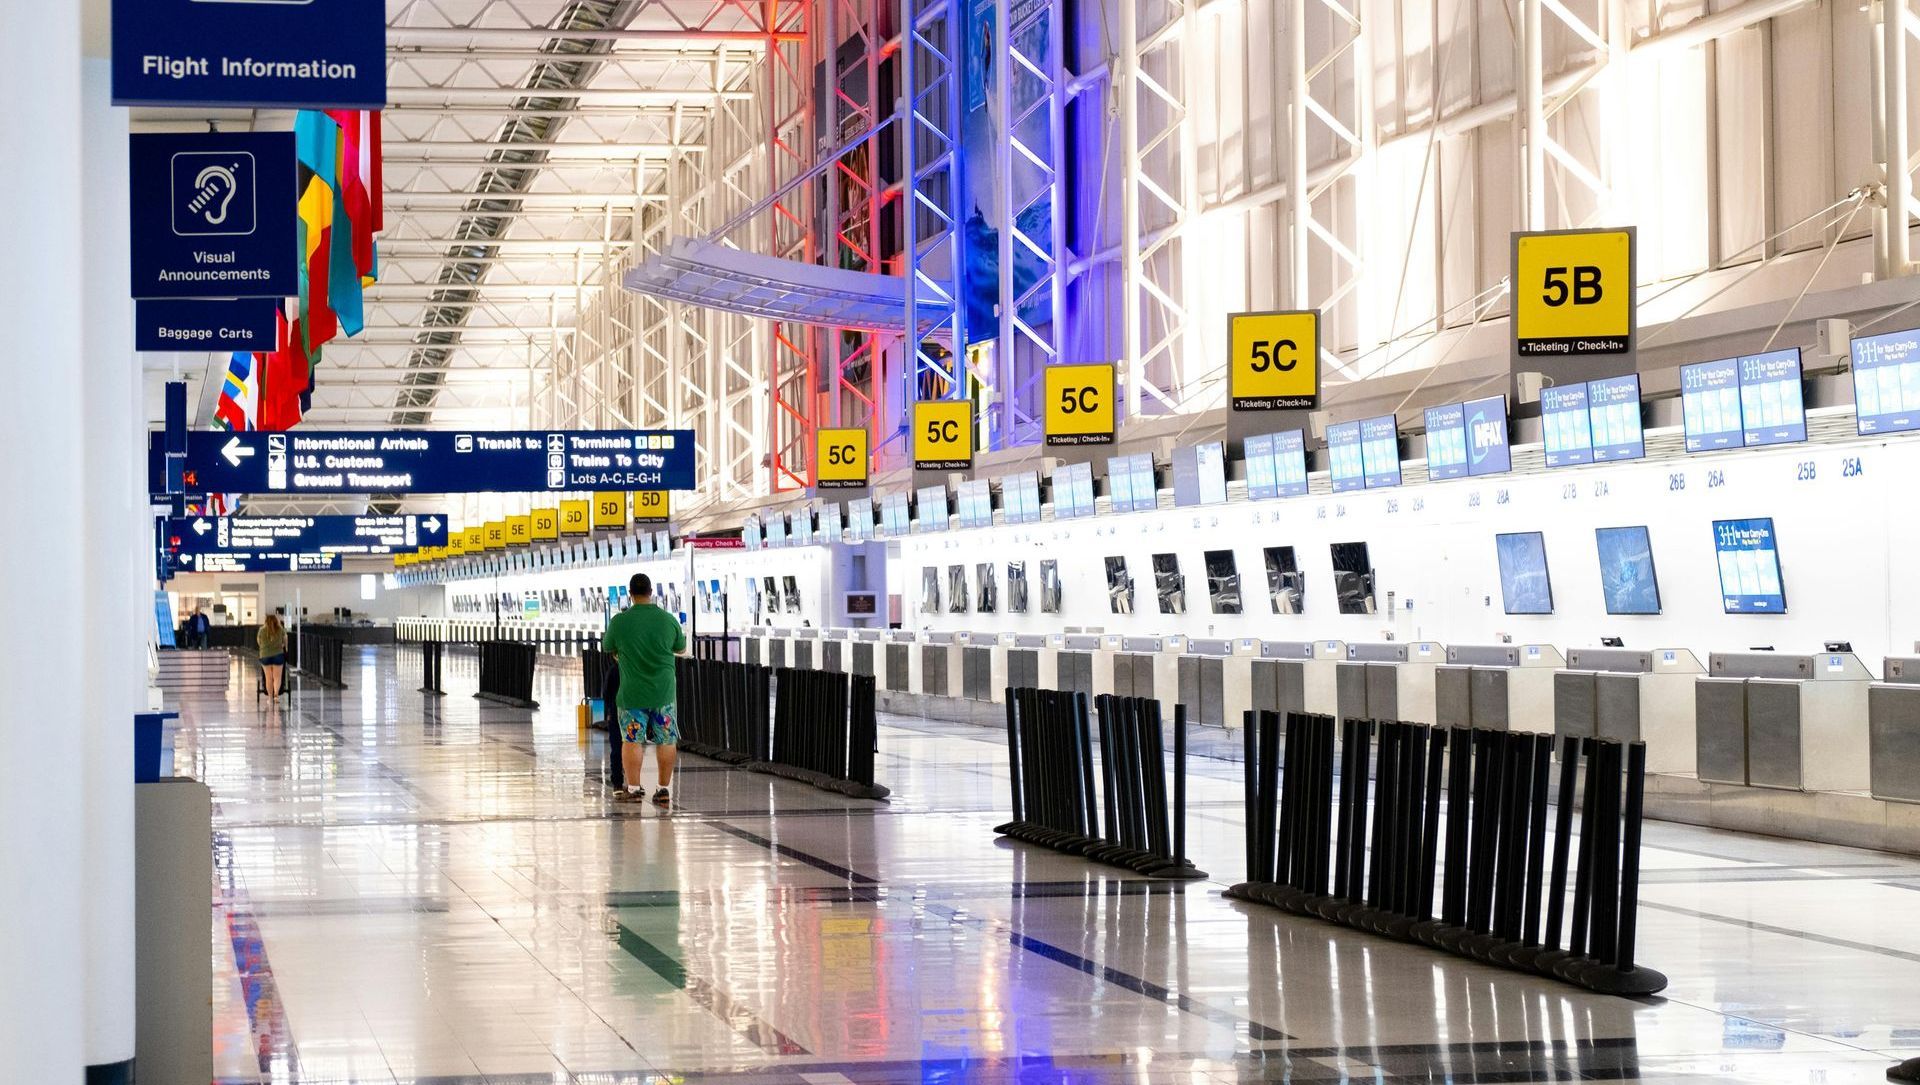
592, 492, 628, 531
135, 297, 280, 353
1227, 310, 1320, 410
130, 131, 298, 300
1510, 227, 1635, 359
559, 500, 591, 536
633, 491, 671, 524
152, 428, 698, 496
815, 428, 869, 489
1043, 363, 1117, 446
530, 508, 559, 541
178, 552, 340, 574
166, 514, 447, 556
912, 400, 974, 471
112, 0, 386, 109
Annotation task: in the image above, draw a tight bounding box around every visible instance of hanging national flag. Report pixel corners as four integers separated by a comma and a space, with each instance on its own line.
295, 111, 341, 356
257, 306, 314, 431
213, 351, 259, 432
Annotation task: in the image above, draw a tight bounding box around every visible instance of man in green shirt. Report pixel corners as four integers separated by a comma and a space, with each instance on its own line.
602, 572, 688, 807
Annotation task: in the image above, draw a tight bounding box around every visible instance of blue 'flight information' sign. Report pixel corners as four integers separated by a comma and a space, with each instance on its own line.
152, 429, 698, 496
112, 0, 386, 109
1852, 328, 1920, 435
130, 131, 297, 300
167, 515, 449, 556
135, 297, 280, 352
1713, 517, 1787, 614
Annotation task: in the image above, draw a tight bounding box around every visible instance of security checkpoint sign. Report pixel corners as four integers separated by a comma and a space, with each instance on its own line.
530, 508, 559, 541
167, 514, 447, 556
130, 131, 298, 300
135, 297, 280, 352
913, 400, 974, 471
1043, 363, 1117, 446
633, 490, 671, 524
815, 428, 869, 489
151, 428, 697, 495
592, 492, 628, 531
559, 500, 591, 536
1511, 227, 1635, 358
112, 0, 386, 109
1227, 310, 1321, 410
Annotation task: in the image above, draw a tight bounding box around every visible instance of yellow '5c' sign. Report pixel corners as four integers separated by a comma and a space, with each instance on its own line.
1511, 227, 1634, 357
1228, 310, 1320, 410
1043, 363, 1117, 446
816, 427, 869, 489
912, 400, 973, 470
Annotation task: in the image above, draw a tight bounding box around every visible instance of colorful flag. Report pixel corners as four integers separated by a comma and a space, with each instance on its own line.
213, 351, 258, 432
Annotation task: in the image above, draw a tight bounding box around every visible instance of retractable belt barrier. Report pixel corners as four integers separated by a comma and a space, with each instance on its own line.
995, 688, 1206, 880
474, 640, 540, 709
293, 631, 346, 689
1226, 711, 1666, 996
673, 658, 888, 800
414, 639, 445, 695
580, 649, 616, 718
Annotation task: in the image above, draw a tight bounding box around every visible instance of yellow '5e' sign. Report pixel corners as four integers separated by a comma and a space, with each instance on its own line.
1228, 310, 1320, 410
1511, 227, 1634, 357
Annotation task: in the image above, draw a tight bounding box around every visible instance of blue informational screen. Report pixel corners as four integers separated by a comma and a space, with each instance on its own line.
1681, 357, 1743, 452
1105, 455, 1136, 511
1247, 430, 1309, 499
1051, 462, 1095, 519
1595, 526, 1661, 615
1327, 421, 1365, 493
847, 499, 872, 541
1739, 349, 1807, 447
1851, 328, 1920, 435
1541, 383, 1594, 466
1105, 453, 1156, 511
1588, 375, 1645, 461
153, 591, 177, 648
916, 485, 949, 532
1494, 532, 1553, 615
1423, 403, 1468, 480
1713, 517, 1787, 614
1359, 415, 1401, 489
1464, 395, 1511, 476
1245, 433, 1280, 498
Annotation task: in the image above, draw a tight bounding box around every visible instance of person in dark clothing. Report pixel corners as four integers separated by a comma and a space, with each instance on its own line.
601, 656, 624, 789
188, 609, 211, 649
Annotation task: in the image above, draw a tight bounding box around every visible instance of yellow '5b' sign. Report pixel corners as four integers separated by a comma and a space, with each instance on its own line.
1511, 227, 1634, 357
912, 400, 973, 470
1043, 363, 1117, 446
816, 427, 868, 489
1228, 310, 1320, 410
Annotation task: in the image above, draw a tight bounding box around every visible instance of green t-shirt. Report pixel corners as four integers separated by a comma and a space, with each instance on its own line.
602, 603, 686, 710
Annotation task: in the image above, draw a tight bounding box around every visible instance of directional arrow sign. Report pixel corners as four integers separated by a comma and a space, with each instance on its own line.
179, 552, 341, 574
165, 514, 449, 556
151, 428, 697, 496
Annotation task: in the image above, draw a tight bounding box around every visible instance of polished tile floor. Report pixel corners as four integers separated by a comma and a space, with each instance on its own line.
174, 645, 1920, 1084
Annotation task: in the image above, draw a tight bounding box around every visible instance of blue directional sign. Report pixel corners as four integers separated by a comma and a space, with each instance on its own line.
135, 298, 280, 352
131, 131, 297, 300
152, 429, 699, 496
167, 515, 449, 557
112, 0, 386, 109
177, 552, 341, 574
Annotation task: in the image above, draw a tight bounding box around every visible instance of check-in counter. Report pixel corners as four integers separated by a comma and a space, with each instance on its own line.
1106, 636, 1177, 709
1696, 651, 1872, 792
1552, 647, 1704, 774
1178, 638, 1249, 728
1338, 641, 1443, 723
1251, 640, 1345, 719
850, 629, 882, 680
1869, 657, 1920, 803
1056, 634, 1098, 699
916, 631, 961, 697
1006, 634, 1048, 691
788, 626, 820, 670
1434, 644, 1565, 734
820, 628, 848, 673
883, 631, 914, 692
742, 630, 766, 666
958, 631, 1005, 702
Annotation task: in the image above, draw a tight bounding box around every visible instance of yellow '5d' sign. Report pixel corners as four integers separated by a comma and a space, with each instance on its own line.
591, 492, 627, 530
559, 500, 590, 536
1228, 310, 1320, 410
815, 427, 869, 489
1511, 227, 1634, 357
529, 508, 558, 541
912, 399, 973, 470
1043, 363, 1116, 446
633, 490, 671, 523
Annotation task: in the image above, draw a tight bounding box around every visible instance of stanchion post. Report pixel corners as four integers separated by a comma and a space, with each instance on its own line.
1171, 702, 1188, 869
1616, 741, 1648, 973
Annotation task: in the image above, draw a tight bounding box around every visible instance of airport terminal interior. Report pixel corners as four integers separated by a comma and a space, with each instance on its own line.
10, 0, 1920, 1082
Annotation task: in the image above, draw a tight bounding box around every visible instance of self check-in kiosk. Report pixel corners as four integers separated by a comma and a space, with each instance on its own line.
1869, 657, 1920, 803
1553, 647, 1705, 775
1695, 651, 1872, 792
1337, 642, 1443, 724
1251, 640, 1345, 719
1435, 643, 1565, 733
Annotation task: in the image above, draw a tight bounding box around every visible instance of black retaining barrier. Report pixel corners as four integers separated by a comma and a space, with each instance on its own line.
580, 648, 616, 720
474, 640, 540, 709
293, 631, 346, 689
672, 657, 888, 800
1225, 712, 1666, 996
1893, 1056, 1920, 1082
414, 640, 445, 695
994, 688, 1206, 881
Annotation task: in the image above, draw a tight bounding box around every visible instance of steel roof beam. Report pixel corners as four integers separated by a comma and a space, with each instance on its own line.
387, 27, 800, 46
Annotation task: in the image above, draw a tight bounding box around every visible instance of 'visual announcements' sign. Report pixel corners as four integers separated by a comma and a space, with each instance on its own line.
1043, 363, 1117, 446
912, 400, 974, 471
1227, 310, 1321, 410
154, 429, 697, 496
130, 131, 298, 300
112, 0, 387, 109
1510, 227, 1635, 358
135, 298, 280, 352
166, 514, 447, 556
815, 428, 869, 489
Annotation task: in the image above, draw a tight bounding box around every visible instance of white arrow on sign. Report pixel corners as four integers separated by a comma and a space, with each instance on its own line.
192, 519, 211, 535
221, 437, 256, 467
424, 518, 442, 533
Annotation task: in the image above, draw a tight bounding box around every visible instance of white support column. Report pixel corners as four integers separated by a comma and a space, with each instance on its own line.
1879, 0, 1913, 276
0, 4, 88, 1083
80, 55, 138, 1076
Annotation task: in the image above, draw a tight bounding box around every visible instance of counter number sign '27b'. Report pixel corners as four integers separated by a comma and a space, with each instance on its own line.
1512, 227, 1635, 357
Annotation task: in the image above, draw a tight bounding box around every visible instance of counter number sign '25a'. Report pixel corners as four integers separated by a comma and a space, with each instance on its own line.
1228, 310, 1320, 410
1511, 227, 1635, 357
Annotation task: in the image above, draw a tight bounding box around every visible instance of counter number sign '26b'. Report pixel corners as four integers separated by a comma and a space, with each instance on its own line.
1228, 310, 1320, 410
1512, 227, 1635, 357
